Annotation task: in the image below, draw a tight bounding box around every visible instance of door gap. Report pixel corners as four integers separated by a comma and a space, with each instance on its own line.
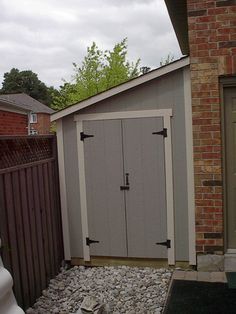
121, 119, 129, 257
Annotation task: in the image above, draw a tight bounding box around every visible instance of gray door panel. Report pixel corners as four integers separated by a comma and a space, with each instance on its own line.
83, 117, 167, 259
225, 87, 236, 249
122, 117, 167, 258
83, 120, 127, 256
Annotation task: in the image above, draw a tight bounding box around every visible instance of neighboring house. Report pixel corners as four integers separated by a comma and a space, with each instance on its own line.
0, 98, 29, 135
164, 0, 236, 270
0, 93, 54, 135
51, 0, 236, 270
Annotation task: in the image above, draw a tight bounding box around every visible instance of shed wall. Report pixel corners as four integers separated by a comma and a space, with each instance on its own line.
63, 68, 190, 261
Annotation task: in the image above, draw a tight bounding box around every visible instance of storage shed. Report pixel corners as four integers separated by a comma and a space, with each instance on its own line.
51, 57, 196, 266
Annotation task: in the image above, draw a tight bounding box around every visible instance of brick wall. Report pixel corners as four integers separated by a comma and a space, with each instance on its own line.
0, 110, 28, 135
187, 0, 236, 254
30, 113, 51, 135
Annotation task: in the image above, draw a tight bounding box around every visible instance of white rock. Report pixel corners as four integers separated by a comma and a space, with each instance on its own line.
29, 266, 172, 313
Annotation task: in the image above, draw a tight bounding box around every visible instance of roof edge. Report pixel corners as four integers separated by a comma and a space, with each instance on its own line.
164, 0, 189, 55
0, 98, 31, 113
51, 57, 190, 122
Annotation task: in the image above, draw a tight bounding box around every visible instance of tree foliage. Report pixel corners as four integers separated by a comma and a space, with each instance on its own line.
52, 38, 140, 110
159, 53, 175, 67
0, 68, 57, 106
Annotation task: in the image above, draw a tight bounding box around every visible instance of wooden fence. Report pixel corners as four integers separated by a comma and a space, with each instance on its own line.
0, 135, 64, 310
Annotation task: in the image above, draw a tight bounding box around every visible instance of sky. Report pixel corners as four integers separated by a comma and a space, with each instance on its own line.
0, 0, 181, 89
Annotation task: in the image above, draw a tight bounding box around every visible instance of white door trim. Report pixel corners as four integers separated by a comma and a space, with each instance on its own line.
75, 109, 175, 264
76, 121, 91, 261
74, 109, 172, 122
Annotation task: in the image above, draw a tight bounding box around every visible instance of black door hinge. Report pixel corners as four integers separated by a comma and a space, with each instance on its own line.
86, 237, 100, 246
80, 132, 94, 141
156, 239, 171, 248
152, 128, 167, 138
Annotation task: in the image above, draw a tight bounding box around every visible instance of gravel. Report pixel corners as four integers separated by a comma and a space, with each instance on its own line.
26, 266, 172, 314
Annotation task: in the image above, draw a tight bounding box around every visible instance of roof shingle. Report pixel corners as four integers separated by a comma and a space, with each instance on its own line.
0, 93, 54, 114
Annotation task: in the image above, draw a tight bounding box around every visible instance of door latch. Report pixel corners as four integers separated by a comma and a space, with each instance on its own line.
120, 173, 130, 190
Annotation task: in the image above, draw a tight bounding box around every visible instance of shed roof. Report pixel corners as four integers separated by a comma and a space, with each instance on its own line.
164, 0, 189, 55
0, 93, 54, 114
51, 56, 190, 122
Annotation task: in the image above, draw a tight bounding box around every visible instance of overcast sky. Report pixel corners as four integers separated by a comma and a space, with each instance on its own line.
0, 0, 181, 89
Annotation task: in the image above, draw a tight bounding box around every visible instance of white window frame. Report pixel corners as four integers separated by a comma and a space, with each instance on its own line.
74, 109, 175, 265
30, 113, 37, 123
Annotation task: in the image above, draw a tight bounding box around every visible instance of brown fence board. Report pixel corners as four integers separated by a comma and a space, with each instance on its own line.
19, 169, 36, 305
0, 175, 12, 274
52, 159, 64, 266
48, 161, 59, 275
43, 163, 55, 278
37, 163, 51, 284
4, 172, 23, 306
26, 167, 42, 298
0, 136, 64, 310
12, 171, 30, 309
32, 165, 47, 290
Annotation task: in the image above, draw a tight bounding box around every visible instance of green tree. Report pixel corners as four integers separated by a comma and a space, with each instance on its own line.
160, 53, 175, 67
1, 68, 56, 106
52, 38, 140, 110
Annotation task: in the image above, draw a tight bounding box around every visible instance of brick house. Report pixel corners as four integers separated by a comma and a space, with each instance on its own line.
0, 93, 54, 135
0, 98, 29, 135
165, 0, 236, 269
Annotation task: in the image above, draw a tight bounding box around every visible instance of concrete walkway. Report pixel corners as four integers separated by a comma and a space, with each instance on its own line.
172, 270, 227, 283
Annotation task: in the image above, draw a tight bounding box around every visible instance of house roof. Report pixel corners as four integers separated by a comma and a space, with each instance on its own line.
0, 93, 54, 114
164, 0, 189, 55
0, 97, 30, 115
51, 56, 190, 122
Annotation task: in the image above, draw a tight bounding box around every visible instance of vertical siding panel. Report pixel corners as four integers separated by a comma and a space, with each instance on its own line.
12, 171, 30, 309
37, 163, 51, 284
43, 162, 55, 277
26, 167, 41, 298
32, 165, 46, 289
0, 174, 12, 274
4, 172, 23, 307
19, 168, 35, 304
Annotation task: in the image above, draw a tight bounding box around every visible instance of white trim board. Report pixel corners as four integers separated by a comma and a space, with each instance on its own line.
183, 67, 196, 265
76, 121, 90, 261
75, 109, 172, 122
56, 119, 71, 260
51, 57, 189, 122
76, 109, 175, 264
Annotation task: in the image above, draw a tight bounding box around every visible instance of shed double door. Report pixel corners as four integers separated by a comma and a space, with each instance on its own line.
83, 117, 167, 259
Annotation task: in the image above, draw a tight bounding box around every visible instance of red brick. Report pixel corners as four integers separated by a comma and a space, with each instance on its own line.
0, 110, 28, 135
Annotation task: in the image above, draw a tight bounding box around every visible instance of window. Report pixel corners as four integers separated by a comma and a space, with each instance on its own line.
30, 113, 37, 123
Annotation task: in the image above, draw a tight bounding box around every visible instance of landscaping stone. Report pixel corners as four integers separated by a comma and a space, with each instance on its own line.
26, 266, 172, 314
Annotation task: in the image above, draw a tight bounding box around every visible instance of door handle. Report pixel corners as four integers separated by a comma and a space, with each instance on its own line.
120, 173, 130, 190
